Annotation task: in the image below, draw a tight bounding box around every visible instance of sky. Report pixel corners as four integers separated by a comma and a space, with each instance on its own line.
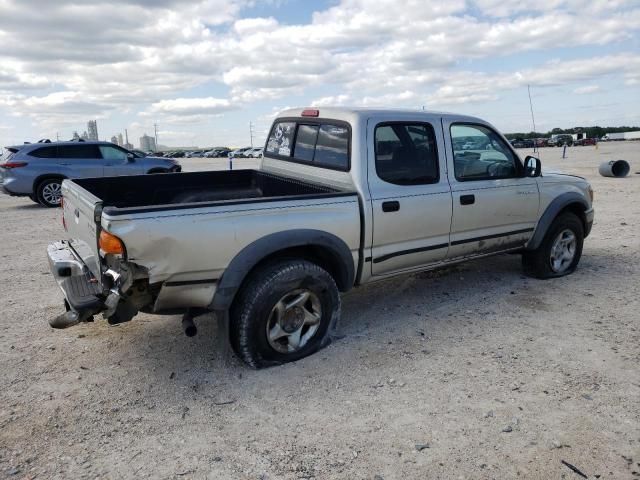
0, 0, 639, 149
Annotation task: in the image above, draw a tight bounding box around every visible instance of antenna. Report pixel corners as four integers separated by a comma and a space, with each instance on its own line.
527, 85, 538, 152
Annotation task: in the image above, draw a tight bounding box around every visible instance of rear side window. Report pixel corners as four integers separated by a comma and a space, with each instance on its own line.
29, 146, 58, 158
293, 125, 318, 161
266, 119, 350, 171
375, 123, 439, 185
266, 122, 296, 157
57, 145, 101, 159
314, 125, 349, 169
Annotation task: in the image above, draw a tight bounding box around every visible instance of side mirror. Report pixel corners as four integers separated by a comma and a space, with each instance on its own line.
127, 153, 135, 162
524, 156, 541, 177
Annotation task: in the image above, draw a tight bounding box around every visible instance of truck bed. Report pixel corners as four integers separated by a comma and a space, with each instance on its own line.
73, 169, 346, 214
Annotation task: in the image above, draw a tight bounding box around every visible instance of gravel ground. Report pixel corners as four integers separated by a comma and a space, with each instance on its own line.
1, 144, 639, 480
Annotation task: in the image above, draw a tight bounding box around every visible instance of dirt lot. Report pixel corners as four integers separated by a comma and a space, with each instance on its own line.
1, 144, 639, 480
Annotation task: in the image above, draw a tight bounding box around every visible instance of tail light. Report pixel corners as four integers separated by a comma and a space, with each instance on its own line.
99, 230, 125, 255
301, 109, 319, 117
0, 162, 28, 168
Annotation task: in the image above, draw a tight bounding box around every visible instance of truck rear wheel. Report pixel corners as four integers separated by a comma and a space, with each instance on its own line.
230, 260, 340, 368
522, 212, 584, 279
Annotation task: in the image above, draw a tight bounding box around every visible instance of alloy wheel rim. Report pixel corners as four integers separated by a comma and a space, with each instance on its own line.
42, 182, 62, 205
266, 289, 322, 354
550, 229, 577, 273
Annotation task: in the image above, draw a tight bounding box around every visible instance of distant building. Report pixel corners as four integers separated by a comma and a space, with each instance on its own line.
124, 129, 133, 150
81, 131, 89, 141
110, 135, 118, 144
87, 120, 99, 141
139, 133, 156, 152
72, 131, 80, 141
117, 133, 124, 146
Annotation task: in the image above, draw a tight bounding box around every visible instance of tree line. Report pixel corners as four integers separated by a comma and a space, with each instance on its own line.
504, 126, 640, 140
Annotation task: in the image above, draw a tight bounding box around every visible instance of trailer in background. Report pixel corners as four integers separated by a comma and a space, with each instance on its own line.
602, 131, 640, 141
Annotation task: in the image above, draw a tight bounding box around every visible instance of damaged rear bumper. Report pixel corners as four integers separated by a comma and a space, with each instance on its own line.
47, 241, 122, 328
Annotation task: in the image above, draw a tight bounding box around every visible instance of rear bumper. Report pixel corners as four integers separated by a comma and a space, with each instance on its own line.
0, 175, 30, 197
1, 182, 28, 197
47, 241, 106, 328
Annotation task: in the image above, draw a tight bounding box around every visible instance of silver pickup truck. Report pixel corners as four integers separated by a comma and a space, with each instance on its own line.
47, 107, 594, 368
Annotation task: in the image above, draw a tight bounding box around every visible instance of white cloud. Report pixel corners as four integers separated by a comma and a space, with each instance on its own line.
311, 94, 352, 107
147, 97, 237, 115
574, 85, 601, 94
0, 0, 639, 141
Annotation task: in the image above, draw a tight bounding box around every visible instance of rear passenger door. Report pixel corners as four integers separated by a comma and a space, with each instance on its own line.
443, 121, 540, 259
56, 144, 103, 178
369, 119, 452, 276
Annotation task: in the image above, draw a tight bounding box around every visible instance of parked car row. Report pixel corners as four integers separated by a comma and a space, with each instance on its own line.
508, 136, 597, 148
230, 146, 263, 158
573, 138, 597, 146
154, 146, 263, 159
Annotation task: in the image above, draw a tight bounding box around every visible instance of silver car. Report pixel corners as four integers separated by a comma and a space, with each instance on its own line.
1, 141, 181, 207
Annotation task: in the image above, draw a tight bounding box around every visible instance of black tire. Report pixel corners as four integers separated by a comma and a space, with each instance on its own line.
36, 178, 63, 207
522, 212, 584, 279
147, 169, 169, 174
230, 260, 340, 368
28, 194, 39, 204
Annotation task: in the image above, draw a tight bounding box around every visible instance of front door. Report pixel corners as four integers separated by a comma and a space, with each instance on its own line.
369, 119, 452, 276
443, 121, 540, 259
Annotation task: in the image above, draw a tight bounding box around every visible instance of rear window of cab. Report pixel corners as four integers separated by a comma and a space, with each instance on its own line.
265, 119, 350, 171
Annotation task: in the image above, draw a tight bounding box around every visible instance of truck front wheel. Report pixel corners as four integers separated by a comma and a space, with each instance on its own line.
230, 260, 340, 368
522, 212, 584, 279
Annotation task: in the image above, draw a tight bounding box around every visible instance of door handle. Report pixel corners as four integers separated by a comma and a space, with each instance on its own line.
382, 201, 400, 212
460, 194, 475, 205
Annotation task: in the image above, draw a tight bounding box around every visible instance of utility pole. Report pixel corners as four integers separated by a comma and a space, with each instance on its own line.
125, 129, 129, 148
249, 121, 255, 147
153, 123, 159, 152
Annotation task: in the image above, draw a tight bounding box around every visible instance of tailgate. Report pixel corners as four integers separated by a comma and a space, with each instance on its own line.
61, 179, 103, 280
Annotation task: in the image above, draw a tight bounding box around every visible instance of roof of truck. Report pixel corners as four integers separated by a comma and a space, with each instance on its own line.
276, 106, 486, 124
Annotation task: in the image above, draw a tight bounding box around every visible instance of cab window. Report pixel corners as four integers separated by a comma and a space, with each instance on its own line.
451, 124, 521, 181
375, 123, 439, 185
266, 120, 350, 171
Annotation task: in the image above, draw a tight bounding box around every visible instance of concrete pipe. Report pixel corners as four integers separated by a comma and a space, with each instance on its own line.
599, 160, 630, 178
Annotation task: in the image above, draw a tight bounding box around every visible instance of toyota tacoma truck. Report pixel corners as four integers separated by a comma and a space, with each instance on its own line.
46, 107, 594, 368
